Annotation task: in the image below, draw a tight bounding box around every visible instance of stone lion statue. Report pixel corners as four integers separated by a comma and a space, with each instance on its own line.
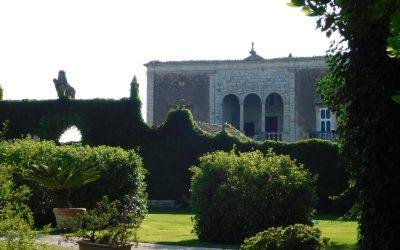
53, 70, 76, 99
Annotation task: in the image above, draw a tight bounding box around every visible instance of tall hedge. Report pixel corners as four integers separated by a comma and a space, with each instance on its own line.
0, 139, 147, 226
0, 98, 149, 147
142, 109, 350, 214
0, 97, 351, 214
191, 150, 317, 244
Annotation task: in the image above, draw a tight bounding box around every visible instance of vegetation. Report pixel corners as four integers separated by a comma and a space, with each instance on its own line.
0, 95, 351, 215
240, 224, 330, 250
0, 98, 149, 147
0, 139, 147, 227
77, 196, 146, 247
0, 163, 38, 249
136, 210, 357, 249
290, 0, 400, 248
190, 150, 317, 244
25, 162, 100, 208
144, 109, 350, 214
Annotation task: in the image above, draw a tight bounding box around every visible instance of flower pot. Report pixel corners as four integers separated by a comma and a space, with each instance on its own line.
53, 208, 86, 231
77, 240, 134, 250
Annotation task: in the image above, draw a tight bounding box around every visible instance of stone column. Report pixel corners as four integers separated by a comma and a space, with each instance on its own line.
220, 103, 224, 125
261, 102, 266, 133
240, 102, 244, 132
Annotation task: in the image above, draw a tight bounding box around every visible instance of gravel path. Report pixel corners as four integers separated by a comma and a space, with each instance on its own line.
39, 235, 235, 250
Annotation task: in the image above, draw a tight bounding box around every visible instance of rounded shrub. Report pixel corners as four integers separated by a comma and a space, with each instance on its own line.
240, 224, 330, 250
190, 150, 317, 244
0, 138, 147, 226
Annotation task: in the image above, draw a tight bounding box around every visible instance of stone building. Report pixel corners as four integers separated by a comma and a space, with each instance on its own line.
145, 45, 337, 141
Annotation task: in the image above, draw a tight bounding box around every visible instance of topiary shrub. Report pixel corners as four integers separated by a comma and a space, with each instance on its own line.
240, 224, 330, 250
190, 150, 317, 244
0, 138, 147, 227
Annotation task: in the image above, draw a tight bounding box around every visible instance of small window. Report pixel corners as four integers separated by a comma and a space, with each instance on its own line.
319, 107, 333, 132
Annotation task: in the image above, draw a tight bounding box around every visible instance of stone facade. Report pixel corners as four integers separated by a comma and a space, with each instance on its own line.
145, 48, 335, 141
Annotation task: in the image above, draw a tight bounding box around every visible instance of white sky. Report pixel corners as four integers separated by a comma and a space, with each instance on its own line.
0, 0, 331, 122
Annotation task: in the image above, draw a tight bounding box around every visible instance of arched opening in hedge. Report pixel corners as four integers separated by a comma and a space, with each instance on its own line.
34, 113, 88, 142
58, 126, 82, 144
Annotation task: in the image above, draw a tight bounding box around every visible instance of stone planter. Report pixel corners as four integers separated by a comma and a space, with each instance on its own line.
77, 240, 134, 250
53, 208, 86, 231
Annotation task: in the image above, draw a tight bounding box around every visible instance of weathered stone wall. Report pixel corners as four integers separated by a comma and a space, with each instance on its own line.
146, 56, 327, 141
152, 72, 210, 126
294, 68, 326, 140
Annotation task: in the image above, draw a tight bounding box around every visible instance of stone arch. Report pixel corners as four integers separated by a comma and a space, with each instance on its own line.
265, 92, 284, 134
34, 113, 89, 142
244, 93, 262, 137
221, 94, 240, 129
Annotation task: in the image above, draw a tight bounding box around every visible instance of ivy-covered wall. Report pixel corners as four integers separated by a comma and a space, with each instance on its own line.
0, 98, 149, 148
0, 98, 351, 214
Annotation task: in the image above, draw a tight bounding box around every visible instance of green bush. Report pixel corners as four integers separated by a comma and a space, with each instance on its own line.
143, 109, 350, 215
190, 150, 317, 244
240, 224, 330, 250
0, 102, 351, 214
0, 164, 38, 249
0, 139, 147, 227
78, 195, 145, 247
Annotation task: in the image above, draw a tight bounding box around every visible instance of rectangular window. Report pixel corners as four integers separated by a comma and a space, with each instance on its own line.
319, 108, 332, 132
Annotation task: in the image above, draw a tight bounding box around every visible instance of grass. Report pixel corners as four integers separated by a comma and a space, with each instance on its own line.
137, 209, 358, 249
315, 216, 358, 250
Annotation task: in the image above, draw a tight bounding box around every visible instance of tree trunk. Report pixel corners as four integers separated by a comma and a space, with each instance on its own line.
55, 189, 72, 208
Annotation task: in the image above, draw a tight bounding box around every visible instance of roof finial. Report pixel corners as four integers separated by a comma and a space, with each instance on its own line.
250, 42, 256, 55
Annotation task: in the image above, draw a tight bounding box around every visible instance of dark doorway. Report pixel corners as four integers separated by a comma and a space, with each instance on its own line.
244, 122, 255, 137
265, 116, 278, 132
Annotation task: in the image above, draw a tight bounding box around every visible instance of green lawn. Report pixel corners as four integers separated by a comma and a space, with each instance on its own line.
137, 210, 358, 249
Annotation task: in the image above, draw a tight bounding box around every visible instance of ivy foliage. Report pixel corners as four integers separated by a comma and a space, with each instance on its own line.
143, 109, 351, 215
0, 98, 150, 147
0, 96, 350, 215
291, 0, 400, 249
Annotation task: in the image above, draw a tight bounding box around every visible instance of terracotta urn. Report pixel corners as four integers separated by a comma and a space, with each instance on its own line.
53, 208, 86, 231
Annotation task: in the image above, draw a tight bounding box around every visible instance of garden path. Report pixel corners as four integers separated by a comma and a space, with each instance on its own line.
39, 235, 235, 250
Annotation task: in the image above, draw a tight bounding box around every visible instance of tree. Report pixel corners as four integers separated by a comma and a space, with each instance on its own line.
290, 1, 400, 249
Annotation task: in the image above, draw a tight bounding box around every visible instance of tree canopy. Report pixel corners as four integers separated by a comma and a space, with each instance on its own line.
290, 1, 400, 249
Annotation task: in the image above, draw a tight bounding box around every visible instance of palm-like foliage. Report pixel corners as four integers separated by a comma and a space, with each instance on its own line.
25, 163, 100, 208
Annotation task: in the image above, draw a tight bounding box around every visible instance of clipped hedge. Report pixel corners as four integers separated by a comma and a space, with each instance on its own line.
191, 150, 317, 244
0, 139, 147, 226
143, 109, 350, 214
0, 97, 351, 214
0, 98, 149, 148
240, 224, 330, 250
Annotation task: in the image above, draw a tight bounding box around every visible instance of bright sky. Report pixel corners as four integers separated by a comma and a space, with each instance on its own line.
0, 0, 331, 123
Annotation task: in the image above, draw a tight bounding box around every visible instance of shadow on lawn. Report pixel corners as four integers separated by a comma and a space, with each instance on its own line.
156, 239, 238, 249
327, 242, 357, 250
